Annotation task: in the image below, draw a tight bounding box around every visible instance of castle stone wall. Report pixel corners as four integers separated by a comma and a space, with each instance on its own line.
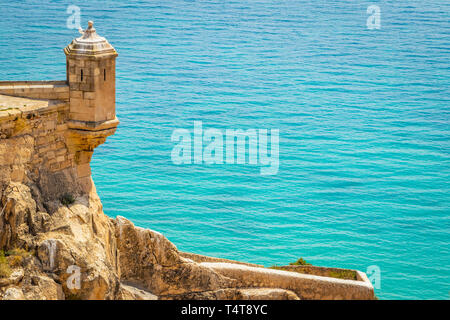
0, 93, 112, 201
0, 81, 69, 101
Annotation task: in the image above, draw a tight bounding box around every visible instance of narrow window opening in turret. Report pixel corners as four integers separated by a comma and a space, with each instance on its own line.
81, 69, 83, 82
104, 69, 106, 81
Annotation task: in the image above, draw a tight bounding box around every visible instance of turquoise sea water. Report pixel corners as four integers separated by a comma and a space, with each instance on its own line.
1, 0, 449, 299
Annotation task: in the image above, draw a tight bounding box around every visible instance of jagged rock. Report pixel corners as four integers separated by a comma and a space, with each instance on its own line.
0, 269, 23, 287
0, 183, 38, 249
115, 216, 236, 296
22, 275, 65, 300
3, 287, 25, 300
8, 269, 24, 284
118, 283, 158, 300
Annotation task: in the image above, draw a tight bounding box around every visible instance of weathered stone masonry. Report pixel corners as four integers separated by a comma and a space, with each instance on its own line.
0, 81, 69, 101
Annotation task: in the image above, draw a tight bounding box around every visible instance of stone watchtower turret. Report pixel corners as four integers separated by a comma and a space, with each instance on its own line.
64, 21, 119, 130
63, 21, 119, 191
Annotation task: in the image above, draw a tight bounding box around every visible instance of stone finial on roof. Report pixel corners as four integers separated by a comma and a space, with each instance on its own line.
78, 21, 101, 41
64, 20, 117, 58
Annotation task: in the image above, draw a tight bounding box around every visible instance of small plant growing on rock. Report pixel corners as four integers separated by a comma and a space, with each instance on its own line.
7, 255, 23, 267
0, 248, 34, 276
0, 250, 12, 278
269, 257, 312, 271
6, 248, 33, 267
60, 193, 75, 206
328, 270, 357, 280
289, 257, 312, 266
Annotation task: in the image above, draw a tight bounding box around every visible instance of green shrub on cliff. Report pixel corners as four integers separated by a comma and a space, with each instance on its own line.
0, 250, 12, 278
328, 270, 357, 280
289, 258, 311, 266
0, 248, 35, 277
270, 257, 312, 270
60, 193, 75, 206
6, 248, 33, 267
